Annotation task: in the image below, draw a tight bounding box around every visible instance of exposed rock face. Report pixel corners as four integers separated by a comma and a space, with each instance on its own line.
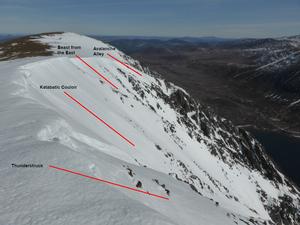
126, 56, 300, 225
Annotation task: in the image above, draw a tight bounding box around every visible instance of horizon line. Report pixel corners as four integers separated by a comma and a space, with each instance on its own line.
0, 32, 299, 40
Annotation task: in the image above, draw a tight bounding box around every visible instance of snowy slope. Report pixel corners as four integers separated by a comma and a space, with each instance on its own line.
1, 32, 299, 225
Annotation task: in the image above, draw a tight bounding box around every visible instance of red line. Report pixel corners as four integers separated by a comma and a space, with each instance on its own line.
107, 53, 143, 77
49, 165, 169, 200
75, 55, 118, 89
64, 91, 135, 147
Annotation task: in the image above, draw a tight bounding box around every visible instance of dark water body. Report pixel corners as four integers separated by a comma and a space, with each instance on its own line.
248, 128, 300, 187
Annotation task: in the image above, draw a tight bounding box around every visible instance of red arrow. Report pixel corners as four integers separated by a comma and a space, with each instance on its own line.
76, 55, 118, 89
49, 165, 169, 200
107, 53, 143, 77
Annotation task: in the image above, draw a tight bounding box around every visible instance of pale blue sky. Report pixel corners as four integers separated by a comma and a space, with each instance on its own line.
0, 0, 300, 38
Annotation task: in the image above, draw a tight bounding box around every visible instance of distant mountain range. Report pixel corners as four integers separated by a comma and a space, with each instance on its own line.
101, 34, 300, 136
0, 34, 23, 42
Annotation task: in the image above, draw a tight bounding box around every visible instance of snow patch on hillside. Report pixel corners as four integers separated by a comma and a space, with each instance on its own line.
1, 33, 299, 225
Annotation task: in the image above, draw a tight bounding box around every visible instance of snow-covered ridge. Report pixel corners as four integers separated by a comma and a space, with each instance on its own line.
36, 32, 116, 57
1, 32, 299, 225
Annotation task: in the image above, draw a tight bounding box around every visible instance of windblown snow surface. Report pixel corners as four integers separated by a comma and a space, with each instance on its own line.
1, 33, 299, 225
